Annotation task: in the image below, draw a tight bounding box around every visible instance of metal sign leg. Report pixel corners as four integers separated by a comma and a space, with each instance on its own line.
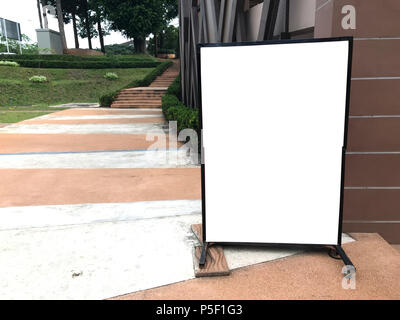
334, 245, 355, 269
199, 242, 208, 267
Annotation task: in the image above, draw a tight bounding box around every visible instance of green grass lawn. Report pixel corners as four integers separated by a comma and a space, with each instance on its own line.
0, 66, 154, 107
0, 111, 50, 123
0, 105, 68, 111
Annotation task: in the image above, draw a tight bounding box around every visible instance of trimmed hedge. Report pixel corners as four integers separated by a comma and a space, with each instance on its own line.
99, 60, 173, 107
12, 59, 161, 69
162, 94, 183, 109
5, 54, 156, 62
162, 75, 199, 133
158, 49, 176, 54
163, 101, 199, 133
166, 76, 181, 99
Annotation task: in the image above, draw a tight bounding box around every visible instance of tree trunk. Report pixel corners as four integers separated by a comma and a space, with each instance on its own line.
84, 1, 92, 49
37, 0, 43, 29
159, 32, 164, 51
97, 18, 105, 53
55, 0, 67, 51
72, 10, 79, 48
154, 34, 158, 57
133, 38, 145, 53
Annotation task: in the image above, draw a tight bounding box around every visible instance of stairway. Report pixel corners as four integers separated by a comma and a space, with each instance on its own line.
111, 61, 179, 109
149, 70, 178, 87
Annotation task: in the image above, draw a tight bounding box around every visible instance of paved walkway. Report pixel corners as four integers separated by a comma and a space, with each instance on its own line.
0, 105, 365, 299
0, 102, 202, 298
113, 233, 400, 300
0, 106, 323, 299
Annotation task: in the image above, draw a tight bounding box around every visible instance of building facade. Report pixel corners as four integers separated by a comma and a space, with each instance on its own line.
179, 0, 400, 243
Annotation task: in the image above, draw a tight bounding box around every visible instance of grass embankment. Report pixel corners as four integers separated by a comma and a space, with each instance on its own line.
0, 112, 50, 123
0, 66, 155, 107
0, 105, 68, 111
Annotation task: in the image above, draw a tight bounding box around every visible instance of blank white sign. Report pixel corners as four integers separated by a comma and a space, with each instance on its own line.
200, 39, 350, 245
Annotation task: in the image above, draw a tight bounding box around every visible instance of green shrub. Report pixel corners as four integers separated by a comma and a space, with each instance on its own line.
99, 60, 173, 107
162, 76, 199, 134
104, 72, 119, 80
162, 94, 183, 109
163, 104, 199, 133
158, 49, 176, 54
99, 91, 119, 107
29, 75, 47, 83
166, 77, 181, 99
0, 60, 19, 67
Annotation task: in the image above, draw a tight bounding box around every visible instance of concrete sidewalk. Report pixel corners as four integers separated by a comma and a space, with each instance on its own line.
112, 233, 400, 300
0, 107, 398, 299
0, 107, 202, 299
0, 106, 313, 299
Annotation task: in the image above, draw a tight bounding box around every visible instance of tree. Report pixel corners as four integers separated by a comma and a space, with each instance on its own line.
91, 0, 109, 53
104, 41, 134, 55
148, 25, 178, 56
37, 0, 43, 29
152, 0, 178, 56
77, 0, 93, 49
75, 5, 110, 52
62, 0, 81, 48
55, 0, 67, 50
99, 0, 178, 53
71, 4, 80, 48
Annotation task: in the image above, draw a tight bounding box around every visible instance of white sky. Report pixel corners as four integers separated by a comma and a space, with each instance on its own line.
2, 0, 135, 48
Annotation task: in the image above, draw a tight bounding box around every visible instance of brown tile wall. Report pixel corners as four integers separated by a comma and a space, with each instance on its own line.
315, 0, 400, 242
349, 79, 400, 116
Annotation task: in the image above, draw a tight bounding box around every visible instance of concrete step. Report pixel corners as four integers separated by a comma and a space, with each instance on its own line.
120, 90, 166, 93
112, 101, 162, 105
122, 90, 167, 94
151, 81, 174, 84
116, 96, 164, 100
119, 90, 165, 93
150, 83, 173, 87
118, 91, 165, 94
115, 96, 162, 100
112, 100, 161, 104
111, 104, 161, 109
109, 64, 177, 109
123, 87, 167, 91
115, 97, 162, 101
113, 101, 162, 105
117, 94, 164, 98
